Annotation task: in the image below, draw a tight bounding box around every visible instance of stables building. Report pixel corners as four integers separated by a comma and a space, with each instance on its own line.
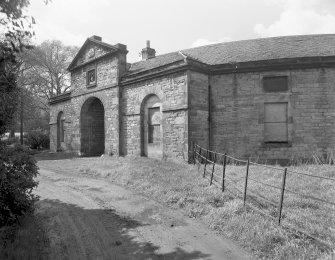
49, 34, 335, 161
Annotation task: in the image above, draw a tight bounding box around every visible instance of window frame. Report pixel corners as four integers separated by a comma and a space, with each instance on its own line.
263, 102, 289, 144
86, 68, 96, 88
262, 76, 288, 93
147, 107, 161, 144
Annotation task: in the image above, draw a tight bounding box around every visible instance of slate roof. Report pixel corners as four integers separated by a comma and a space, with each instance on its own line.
127, 34, 335, 75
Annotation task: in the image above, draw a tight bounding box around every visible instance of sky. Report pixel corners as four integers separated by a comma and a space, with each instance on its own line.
26, 0, 335, 63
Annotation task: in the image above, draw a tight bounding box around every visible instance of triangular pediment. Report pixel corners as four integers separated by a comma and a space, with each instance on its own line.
68, 37, 119, 71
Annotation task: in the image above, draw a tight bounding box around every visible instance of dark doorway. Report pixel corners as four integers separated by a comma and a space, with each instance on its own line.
57, 111, 65, 151
141, 95, 162, 158
80, 97, 105, 156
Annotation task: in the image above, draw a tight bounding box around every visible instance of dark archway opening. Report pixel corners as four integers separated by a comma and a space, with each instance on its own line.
80, 97, 105, 156
57, 111, 65, 151
140, 94, 162, 158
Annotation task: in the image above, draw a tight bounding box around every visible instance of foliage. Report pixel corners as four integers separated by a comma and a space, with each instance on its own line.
0, 56, 19, 136
2, 136, 21, 146
0, 0, 40, 231
8, 86, 50, 135
26, 129, 49, 150
0, 0, 34, 61
0, 143, 39, 226
7, 41, 79, 135
23, 40, 79, 99
0, 0, 34, 136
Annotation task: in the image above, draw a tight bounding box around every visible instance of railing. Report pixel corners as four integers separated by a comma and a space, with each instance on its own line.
192, 143, 335, 249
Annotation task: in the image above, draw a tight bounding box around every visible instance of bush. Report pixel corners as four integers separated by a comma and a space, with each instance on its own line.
26, 129, 49, 150
0, 143, 39, 226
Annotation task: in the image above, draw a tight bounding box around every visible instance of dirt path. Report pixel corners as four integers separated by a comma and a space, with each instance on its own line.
36, 160, 253, 260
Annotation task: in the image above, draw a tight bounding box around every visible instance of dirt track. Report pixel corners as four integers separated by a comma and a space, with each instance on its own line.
36, 159, 253, 260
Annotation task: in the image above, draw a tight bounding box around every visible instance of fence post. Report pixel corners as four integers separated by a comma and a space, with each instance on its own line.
203, 149, 209, 178
222, 153, 227, 192
278, 168, 287, 225
243, 159, 250, 206
210, 152, 217, 185
193, 142, 196, 165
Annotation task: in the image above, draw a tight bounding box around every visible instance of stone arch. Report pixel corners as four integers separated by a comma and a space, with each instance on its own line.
80, 97, 105, 156
57, 111, 65, 151
140, 94, 163, 158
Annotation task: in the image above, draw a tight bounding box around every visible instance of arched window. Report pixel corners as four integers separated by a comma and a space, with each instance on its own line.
140, 94, 162, 158
57, 112, 65, 150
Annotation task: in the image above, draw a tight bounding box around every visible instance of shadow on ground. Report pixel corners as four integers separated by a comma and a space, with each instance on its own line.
38, 199, 211, 260
33, 150, 78, 161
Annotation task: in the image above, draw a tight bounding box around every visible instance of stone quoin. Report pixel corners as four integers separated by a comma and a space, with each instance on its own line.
49, 34, 335, 162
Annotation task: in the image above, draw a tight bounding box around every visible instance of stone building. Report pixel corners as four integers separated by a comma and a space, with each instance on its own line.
49, 34, 335, 161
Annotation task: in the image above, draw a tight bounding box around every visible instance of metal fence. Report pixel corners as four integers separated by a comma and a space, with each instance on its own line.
192, 143, 335, 249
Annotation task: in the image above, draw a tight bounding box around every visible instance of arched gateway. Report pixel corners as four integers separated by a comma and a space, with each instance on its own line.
80, 97, 105, 156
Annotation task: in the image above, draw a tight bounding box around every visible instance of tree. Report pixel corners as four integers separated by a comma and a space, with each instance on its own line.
24, 40, 79, 99
0, 0, 33, 135
0, 0, 40, 227
0, 54, 19, 136
8, 41, 79, 144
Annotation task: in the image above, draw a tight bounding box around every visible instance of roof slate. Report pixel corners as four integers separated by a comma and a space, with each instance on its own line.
127, 34, 335, 75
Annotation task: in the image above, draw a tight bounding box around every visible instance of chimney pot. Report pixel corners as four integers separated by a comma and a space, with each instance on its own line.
146, 40, 150, 48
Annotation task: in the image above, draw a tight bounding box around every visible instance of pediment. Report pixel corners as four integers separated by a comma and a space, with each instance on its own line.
68, 38, 118, 71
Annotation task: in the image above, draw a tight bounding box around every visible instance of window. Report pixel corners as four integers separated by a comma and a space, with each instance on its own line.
148, 107, 161, 144
264, 102, 288, 143
87, 69, 96, 87
263, 76, 288, 92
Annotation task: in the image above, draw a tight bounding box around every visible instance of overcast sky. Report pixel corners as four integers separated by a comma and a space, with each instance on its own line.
27, 0, 335, 62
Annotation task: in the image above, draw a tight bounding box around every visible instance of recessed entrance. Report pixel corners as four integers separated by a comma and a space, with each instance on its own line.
57, 111, 65, 151
80, 97, 105, 156
141, 95, 162, 158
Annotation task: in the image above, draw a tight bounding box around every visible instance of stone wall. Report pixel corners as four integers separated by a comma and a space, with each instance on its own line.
210, 68, 335, 160
121, 72, 188, 158
50, 46, 123, 155
49, 99, 73, 152
49, 88, 119, 155
71, 55, 119, 96
188, 71, 210, 149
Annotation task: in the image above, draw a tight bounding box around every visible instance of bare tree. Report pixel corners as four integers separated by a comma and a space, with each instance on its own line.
24, 40, 79, 100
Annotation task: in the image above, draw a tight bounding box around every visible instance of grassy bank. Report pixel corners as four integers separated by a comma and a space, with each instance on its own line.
60, 156, 333, 259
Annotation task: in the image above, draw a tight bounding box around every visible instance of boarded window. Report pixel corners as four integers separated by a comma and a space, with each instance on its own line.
148, 107, 161, 144
263, 76, 288, 92
264, 102, 288, 142
87, 69, 96, 87
60, 119, 65, 142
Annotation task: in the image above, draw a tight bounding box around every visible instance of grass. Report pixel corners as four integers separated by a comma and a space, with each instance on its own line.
60, 155, 335, 260
0, 211, 49, 259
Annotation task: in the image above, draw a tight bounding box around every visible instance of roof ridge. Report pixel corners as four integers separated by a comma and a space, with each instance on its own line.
181, 34, 335, 52
129, 34, 335, 66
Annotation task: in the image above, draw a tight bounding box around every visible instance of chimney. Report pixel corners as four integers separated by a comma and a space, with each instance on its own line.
141, 40, 156, 60
90, 35, 102, 41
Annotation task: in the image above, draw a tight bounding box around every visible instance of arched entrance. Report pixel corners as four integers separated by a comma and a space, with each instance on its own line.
80, 97, 105, 156
57, 111, 65, 151
141, 95, 163, 158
